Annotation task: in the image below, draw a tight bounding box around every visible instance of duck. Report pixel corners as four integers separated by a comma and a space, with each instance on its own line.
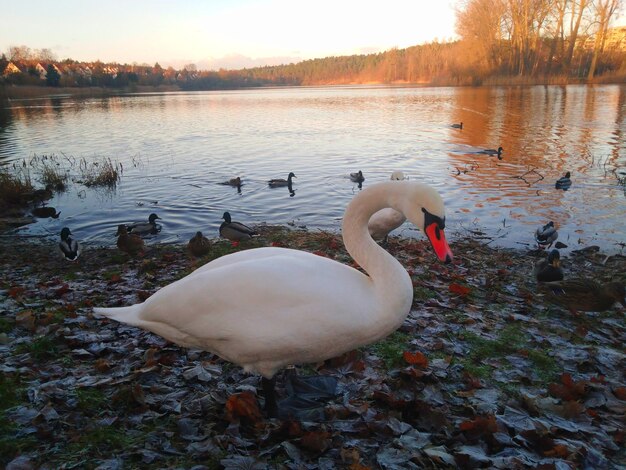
555, 172, 572, 190
188, 231, 211, 257
32, 207, 61, 218
538, 279, 625, 314
268, 172, 296, 188
116, 224, 145, 255
127, 213, 161, 236
478, 146, 503, 159
533, 249, 564, 282
451, 122, 463, 129
93, 181, 453, 417
368, 171, 407, 243
350, 170, 365, 183
59, 227, 80, 261
220, 177, 242, 187
219, 212, 258, 242
535, 221, 558, 249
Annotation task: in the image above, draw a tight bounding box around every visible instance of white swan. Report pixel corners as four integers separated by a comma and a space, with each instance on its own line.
93, 181, 453, 412
368, 171, 407, 242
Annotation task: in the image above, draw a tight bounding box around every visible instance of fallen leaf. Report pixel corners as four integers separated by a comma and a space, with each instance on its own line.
449, 283, 471, 296
403, 351, 429, 368
300, 430, 332, 453
225, 391, 263, 423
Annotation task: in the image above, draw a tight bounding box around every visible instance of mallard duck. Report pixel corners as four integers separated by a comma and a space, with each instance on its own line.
219, 212, 257, 241
368, 171, 407, 242
117, 224, 145, 255
534, 249, 564, 282
350, 170, 365, 183
451, 122, 463, 129
93, 181, 453, 416
59, 227, 80, 261
555, 172, 572, 190
268, 172, 296, 188
188, 231, 211, 257
538, 279, 625, 314
535, 221, 558, 248
127, 213, 161, 235
220, 177, 242, 187
478, 146, 503, 159
32, 207, 61, 218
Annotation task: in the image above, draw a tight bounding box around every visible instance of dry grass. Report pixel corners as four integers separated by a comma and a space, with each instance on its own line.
0, 166, 33, 206
79, 157, 122, 187
29, 154, 69, 190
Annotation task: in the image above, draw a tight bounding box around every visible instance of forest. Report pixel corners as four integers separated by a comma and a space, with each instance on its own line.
1, 0, 626, 91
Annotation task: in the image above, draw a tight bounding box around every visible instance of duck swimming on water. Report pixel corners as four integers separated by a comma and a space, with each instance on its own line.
555, 172, 571, 190
93, 181, 453, 417
478, 146, 503, 159
268, 172, 296, 188
127, 213, 161, 235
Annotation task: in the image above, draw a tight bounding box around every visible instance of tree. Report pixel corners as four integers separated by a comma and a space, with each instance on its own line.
587, 0, 623, 79
46, 64, 61, 87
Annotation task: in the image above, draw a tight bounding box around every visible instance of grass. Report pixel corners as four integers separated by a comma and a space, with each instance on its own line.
79, 156, 122, 187
76, 388, 109, 415
459, 325, 559, 385
0, 317, 14, 334
0, 165, 33, 206
370, 331, 411, 368
0, 375, 34, 463
15, 335, 59, 360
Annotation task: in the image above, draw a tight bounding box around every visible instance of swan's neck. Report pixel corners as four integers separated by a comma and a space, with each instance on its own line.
342, 183, 413, 306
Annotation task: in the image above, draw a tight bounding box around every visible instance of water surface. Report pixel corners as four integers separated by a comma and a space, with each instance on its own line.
1, 85, 625, 253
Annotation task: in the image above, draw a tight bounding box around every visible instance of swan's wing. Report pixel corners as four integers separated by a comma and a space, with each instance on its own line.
368, 209, 406, 239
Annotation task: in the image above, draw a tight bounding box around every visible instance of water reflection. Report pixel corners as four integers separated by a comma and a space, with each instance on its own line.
0, 85, 624, 253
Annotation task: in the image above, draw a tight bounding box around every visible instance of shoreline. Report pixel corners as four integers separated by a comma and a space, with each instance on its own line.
1, 227, 625, 468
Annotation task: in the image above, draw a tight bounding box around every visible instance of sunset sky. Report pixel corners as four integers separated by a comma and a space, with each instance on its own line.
1, 0, 458, 70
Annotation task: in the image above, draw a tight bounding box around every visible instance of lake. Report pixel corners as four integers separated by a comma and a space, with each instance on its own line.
1, 85, 625, 254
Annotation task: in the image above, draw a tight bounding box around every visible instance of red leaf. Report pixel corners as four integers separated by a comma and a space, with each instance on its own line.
300, 430, 332, 453
9, 286, 25, 299
403, 351, 429, 367
613, 387, 626, 401
225, 391, 263, 423
54, 283, 71, 298
449, 283, 471, 296
231, 241, 240, 248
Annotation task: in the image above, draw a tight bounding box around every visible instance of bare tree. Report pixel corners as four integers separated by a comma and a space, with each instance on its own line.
587, 0, 623, 79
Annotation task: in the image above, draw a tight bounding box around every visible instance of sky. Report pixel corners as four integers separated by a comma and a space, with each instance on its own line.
0, 0, 459, 70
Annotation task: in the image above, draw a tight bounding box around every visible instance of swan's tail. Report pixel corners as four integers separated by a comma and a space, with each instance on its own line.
93, 305, 143, 326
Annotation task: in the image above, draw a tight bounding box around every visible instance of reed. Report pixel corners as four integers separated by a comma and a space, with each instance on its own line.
0, 166, 33, 206
29, 154, 69, 190
79, 157, 122, 187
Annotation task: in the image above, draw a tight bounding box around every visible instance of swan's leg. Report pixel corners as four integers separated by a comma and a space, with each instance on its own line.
262, 377, 278, 418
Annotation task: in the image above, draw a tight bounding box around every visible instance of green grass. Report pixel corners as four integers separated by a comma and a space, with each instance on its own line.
370, 331, 411, 368
0, 317, 14, 334
15, 335, 59, 360
76, 388, 109, 415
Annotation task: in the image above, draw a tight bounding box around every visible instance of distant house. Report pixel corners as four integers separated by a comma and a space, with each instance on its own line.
583, 26, 626, 51
2, 61, 23, 76
34, 63, 63, 80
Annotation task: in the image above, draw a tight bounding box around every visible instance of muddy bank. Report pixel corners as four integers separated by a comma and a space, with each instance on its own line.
0, 227, 624, 468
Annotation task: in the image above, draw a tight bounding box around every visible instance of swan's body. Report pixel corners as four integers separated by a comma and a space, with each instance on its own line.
533, 249, 564, 282
555, 172, 571, 190
535, 221, 558, 248
59, 227, 80, 261
127, 213, 161, 235
219, 211, 257, 241
350, 170, 365, 183
368, 171, 407, 242
94, 181, 453, 381
268, 172, 296, 188
188, 231, 211, 257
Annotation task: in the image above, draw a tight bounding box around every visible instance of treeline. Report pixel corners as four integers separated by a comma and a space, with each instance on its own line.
2, 0, 626, 92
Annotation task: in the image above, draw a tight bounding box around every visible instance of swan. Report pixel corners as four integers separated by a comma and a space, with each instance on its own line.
127, 213, 161, 235
268, 172, 296, 188
535, 221, 558, 249
350, 170, 365, 183
368, 171, 407, 242
555, 172, 571, 190
188, 231, 211, 257
59, 227, 80, 261
219, 212, 258, 241
93, 181, 453, 415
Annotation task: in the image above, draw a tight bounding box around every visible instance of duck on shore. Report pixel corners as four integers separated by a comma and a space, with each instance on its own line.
534, 249, 564, 282
538, 279, 625, 314
219, 212, 258, 242
59, 227, 80, 261
117, 224, 145, 255
188, 231, 211, 257
536, 221, 558, 249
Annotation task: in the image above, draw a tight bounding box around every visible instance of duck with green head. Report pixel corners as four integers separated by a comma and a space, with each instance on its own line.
127, 213, 161, 235
219, 212, 258, 242
59, 227, 81, 261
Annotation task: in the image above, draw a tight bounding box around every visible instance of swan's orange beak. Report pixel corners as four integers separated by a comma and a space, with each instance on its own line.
425, 223, 453, 263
